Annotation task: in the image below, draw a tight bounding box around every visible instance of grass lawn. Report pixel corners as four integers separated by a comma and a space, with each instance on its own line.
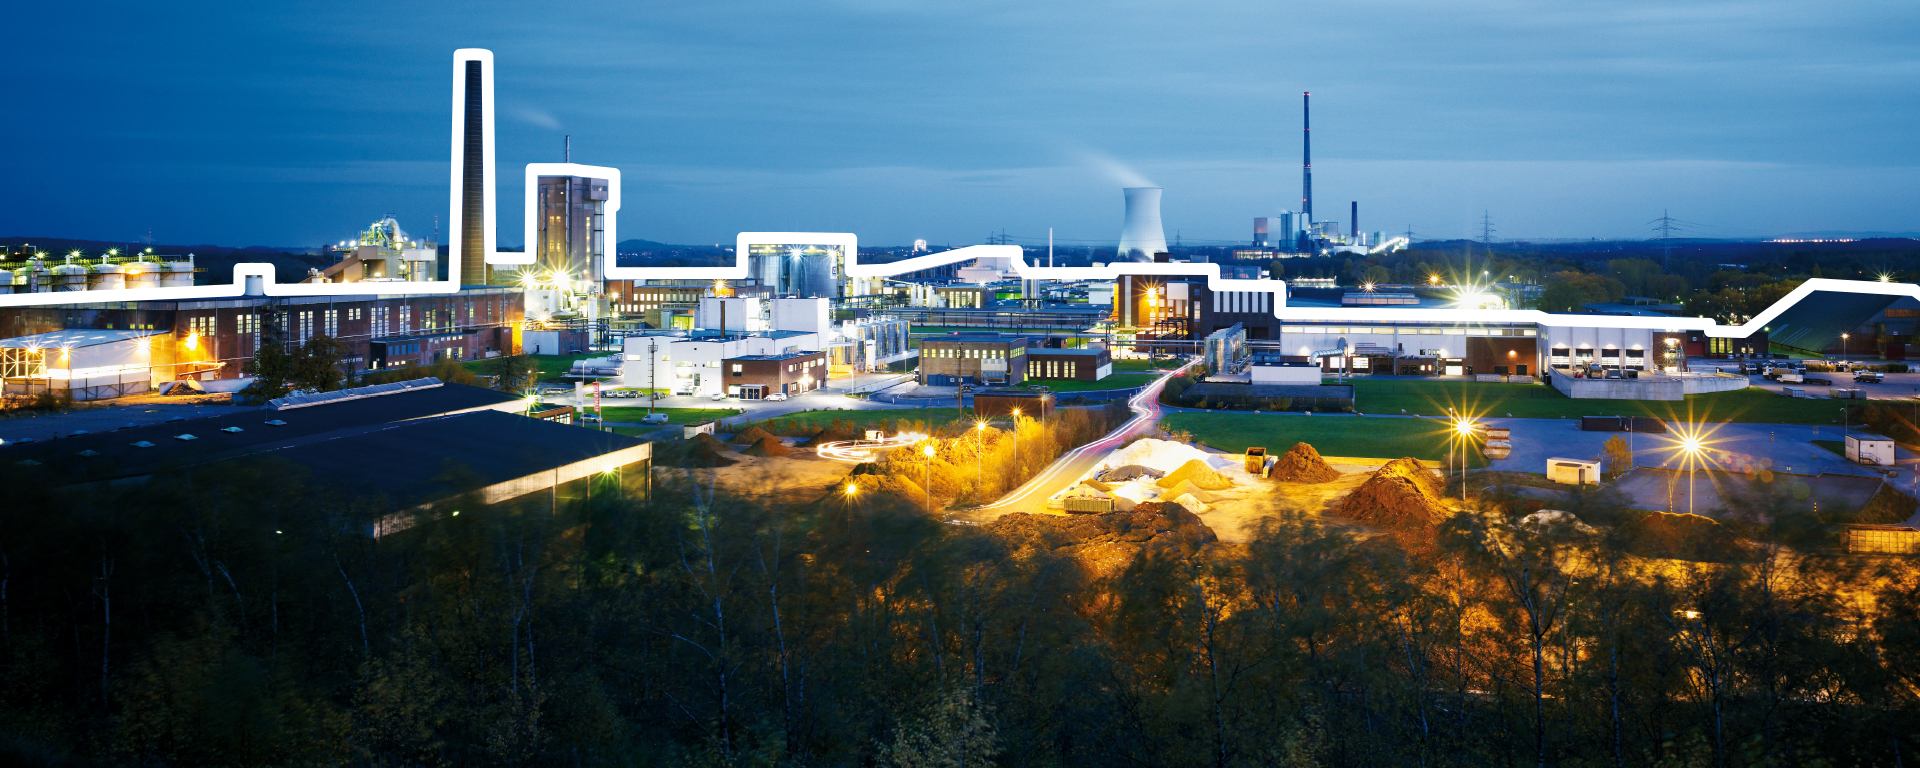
1019, 373, 1159, 393
1813, 440, 1846, 458
1160, 412, 1489, 466
589, 406, 741, 424
462, 353, 599, 382
1111, 358, 1186, 372
1350, 379, 1859, 426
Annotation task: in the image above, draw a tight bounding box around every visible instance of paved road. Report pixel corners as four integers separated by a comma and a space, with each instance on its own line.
960, 361, 1195, 518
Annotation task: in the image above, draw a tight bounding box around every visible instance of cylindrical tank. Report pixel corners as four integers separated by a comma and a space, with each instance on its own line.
53, 264, 89, 292
0, 269, 15, 294
89, 263, 126, 292
162, 261, 194, 288
795, 252, 834, 298
124, 261, 159, 290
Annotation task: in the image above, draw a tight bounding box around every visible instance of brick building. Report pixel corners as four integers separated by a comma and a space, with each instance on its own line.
0, 287, 524, 387
1025, 347, 1112, 381
918, 335, 1028, 386
723, 351, 828, 399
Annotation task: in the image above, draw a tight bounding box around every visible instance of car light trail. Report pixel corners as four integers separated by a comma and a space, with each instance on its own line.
816, 432, 924, 462
975, 362, 1195, 512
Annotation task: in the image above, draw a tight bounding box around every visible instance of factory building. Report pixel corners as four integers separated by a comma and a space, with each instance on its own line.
0, 287, 524, 399
723, 351, 829, 399
619, 330, 822, 397
918, 335, 1029, 386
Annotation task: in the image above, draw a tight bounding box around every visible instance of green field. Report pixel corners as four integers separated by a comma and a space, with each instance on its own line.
1022, 373, 1159, 393
1111, 358, 1186, 372
1160, 412, 1488, 467
1350, 380, 1857, 426
588, 406, 741, 424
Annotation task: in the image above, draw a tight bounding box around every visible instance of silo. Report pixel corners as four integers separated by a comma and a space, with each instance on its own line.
89, 263, 126, 291
162, 261, 195, 288
53, 264, 89, 292
124, 261, 159, 290
1117, 187, 1167, 262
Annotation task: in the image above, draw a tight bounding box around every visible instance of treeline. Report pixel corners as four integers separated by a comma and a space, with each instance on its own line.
2, 460, 1918, 766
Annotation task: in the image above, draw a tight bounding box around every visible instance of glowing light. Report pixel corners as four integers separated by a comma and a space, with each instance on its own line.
1362, 282, 1375, 292
184, 332, 199, 351
1453, 419, 1475, 436
923, 444, 937, 458
845, 483, 858, 496
1428, 275, 1440, 285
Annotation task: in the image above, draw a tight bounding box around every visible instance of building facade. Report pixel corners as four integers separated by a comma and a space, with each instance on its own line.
723, 351, 828, 398
918, 335, 1029, 386
1025, 347, 1111, 381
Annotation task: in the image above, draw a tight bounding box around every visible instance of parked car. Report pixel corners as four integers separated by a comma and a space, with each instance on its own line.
1855, 370, 1884, 383
640, 413, 670, 425
580, 413, 603, 424
711, 392, 727, 401
766, 392, 789, 402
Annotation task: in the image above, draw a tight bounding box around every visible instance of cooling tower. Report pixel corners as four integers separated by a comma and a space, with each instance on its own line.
1117, 187, 1168, 262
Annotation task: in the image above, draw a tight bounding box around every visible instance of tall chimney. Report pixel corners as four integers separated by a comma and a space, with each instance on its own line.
1301, 92, 1312, 251
1117, 187, 1168, 263
451, 49, 495, 287
1351, 201, 1358, 245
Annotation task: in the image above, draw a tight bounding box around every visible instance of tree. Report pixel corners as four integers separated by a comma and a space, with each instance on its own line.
240, 336, 347, 402
1603, 434, 1633, 479
484, 354, 541, 393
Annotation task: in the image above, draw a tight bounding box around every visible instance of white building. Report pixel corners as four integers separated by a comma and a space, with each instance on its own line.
621, 330, 822, 396
695, 297, 764, 332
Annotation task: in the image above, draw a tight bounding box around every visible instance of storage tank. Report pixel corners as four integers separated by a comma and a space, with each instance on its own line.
794, 252, 835, 298
53, 264, 89, 292
162, 260, 195, 288
124, 261, 159, 290
89, 263, 126, 292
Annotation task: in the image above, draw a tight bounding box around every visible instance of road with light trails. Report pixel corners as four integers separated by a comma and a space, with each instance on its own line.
952, 360, 1196, 521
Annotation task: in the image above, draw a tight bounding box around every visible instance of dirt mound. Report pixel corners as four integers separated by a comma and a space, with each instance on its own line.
740, 436, 794, 457
798, 427, 862, 448
690, 433, 734, 453
1160, 479, 1219, 504
660, 435, 739, 468
826, 472, 928, 510
986, 502, 1219, 578
1332, 458, 1448, 530
730, 426, 776, 445
1270, 442, 1342, 483
1099, 464, 1164, 482
1157, 459, 1236, 491
1620, 512, 1751, 562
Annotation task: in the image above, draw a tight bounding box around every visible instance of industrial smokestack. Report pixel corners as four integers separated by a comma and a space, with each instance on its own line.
1300, 92, 1312, 252
1351, 201, 1357, 245
1117, 187, 1167, 263
451, 49, 496, 287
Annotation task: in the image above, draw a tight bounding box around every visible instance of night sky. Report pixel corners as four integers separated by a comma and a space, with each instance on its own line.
4, 0, 1916, 249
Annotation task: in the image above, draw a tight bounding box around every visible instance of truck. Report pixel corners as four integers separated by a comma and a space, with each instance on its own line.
1777, 371, 1803, 384
1854, 370, 1884, 383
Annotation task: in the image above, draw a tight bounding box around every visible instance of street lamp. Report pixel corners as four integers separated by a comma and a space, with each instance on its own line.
1679, 434, 1704, 515
975, 420, 987, 489
1452, 418, 1475, 501
1011, 408, 1021, 468
923, 443, 937, 515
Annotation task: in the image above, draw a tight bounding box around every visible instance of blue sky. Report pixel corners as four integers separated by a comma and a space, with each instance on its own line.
3, 0, 1916, 249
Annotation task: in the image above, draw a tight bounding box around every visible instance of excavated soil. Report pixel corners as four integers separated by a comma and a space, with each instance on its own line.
1621, 511, 1752, 562
730, 426, 777, 445
1270, 442, 1342, 484
1157, 459, 1236, 491
658, 436, 740, 468
799, 427, 863, 448
740, 436, 794, 457
986, 502, 1220, 578
1331, 457, 1448, 531
690, 433, 734, 453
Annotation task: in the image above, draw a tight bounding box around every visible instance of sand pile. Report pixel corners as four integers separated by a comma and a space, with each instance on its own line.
1157, 459, 1236, 491
1159, 479, 1220, 504
740, 436, 794, 457
1081, 479, 1115, 493
986, 502, 1219, 578
1270, 442, 1342, 483
799, 427, 862, 448
1332, 457, 1448, 530
1109, 480, 1159, 511
1621, 512, 1751, 561
730, 425, 777, 445
1166, 493, 1210, 513
1102, 439, 1224, 475
691, 433, 734, 453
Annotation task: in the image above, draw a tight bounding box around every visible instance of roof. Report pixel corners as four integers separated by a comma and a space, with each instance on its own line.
1026, 347, 1106, 356
1582, 303, 1675, 317
1764, 290, 1902, 351
728, 351, 822, 361
0, 328, 169, 349
0, 381, 520, 483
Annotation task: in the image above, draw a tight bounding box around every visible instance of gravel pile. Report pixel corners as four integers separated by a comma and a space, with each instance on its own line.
1270, 442, 1342, 483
